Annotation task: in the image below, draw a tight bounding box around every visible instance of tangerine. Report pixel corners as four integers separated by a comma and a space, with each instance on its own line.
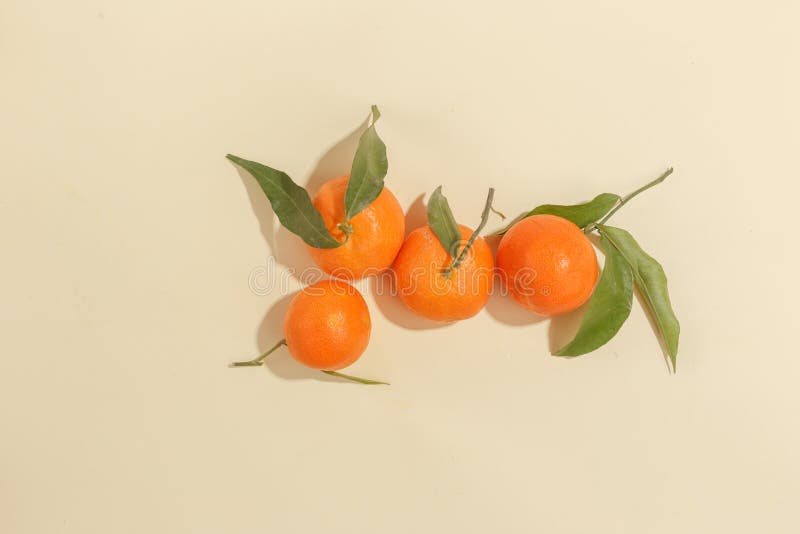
283, 279, 371, 370
392, 225, 494, 322
496, 214, 598, 316
308, 176, 405, 280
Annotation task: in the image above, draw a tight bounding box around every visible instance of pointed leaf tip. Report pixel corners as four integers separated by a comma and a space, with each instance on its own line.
426, 186, 461, 259
343, 106, 388, 220
227, 154, 340, 249
598, 225, 680, 371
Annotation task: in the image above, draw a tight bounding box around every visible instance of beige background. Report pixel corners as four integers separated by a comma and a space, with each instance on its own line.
2, 1, 799, 532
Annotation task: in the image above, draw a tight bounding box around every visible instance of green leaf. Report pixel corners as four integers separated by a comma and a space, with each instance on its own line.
492, 193, 620, 236
227, 154, 341, 249
555, 234, 634, 356
426, 186, 461, 258
344, 105, 388, 220
598, 225, 681, 370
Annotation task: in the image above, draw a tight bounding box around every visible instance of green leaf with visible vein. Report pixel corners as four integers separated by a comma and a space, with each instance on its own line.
344, 105, 388, 220
227, 154, 340, 249
491, 193, 620, 235
555, 233, 634, 356
598, 224, 681, 371
426, 186, 461, 258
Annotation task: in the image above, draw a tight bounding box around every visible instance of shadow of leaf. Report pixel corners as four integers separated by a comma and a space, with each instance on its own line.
633, 288, 674, 372
234, 166, 277, 252
403, 193, 428, 237
547, 305, 588, 354
303, 115, 369, 197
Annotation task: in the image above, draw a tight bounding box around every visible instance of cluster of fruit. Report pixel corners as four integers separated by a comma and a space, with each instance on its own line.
229, 107, 680, 384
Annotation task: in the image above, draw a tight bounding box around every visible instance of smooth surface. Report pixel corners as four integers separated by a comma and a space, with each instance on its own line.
2, 1, 799, 532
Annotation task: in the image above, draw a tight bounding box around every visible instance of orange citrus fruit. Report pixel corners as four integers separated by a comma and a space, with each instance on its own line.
283, 279, 371, 370
392, 224, 494, 322
307, 176, 405, 280
496, 214, 598, 316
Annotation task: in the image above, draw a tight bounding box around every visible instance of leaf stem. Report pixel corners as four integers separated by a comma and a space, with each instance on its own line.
229, 339, 287, 367
585, 167, 673, 233
443, 188, 495, 277
321, 370, 390, 385
489, 204, 506, 220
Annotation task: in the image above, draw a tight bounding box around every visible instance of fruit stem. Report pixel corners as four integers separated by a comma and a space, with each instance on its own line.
337, 222, 354, 244
586, 167, 674, 233
443, 188, 495, 277
321, 370, 390, 385
229, 339, 287, 367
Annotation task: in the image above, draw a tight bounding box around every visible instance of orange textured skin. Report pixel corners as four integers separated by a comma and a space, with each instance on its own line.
392, 225, 494, 322
283, 279, 371, 370
496, 214, 598, 316
307, 176, 405, 281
